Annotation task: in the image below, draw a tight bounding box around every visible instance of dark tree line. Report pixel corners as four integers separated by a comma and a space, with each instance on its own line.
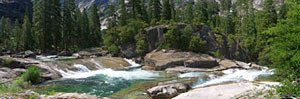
0, 0, 101, 53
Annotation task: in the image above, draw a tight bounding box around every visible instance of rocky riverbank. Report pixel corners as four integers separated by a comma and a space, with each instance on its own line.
0, 48, 277, 99
142, 49, 264, 72
173, 82, 280, 99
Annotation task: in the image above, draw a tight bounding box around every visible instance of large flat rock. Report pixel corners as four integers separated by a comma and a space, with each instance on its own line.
143, 50, 218, 70
173, 82, 280, 99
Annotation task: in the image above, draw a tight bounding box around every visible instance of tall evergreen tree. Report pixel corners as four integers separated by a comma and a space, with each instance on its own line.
118, 0, 127, 26
170, 0, 176, 20
140, 0, 149, 22
74, 8, 83, 48
263, 0, 277, 28
62, 0, 76, 49
148, 0, 154, 20
107, 4, 117, 28
186, 0, 194, 23
23, 8, 34, 50
162, 0, 171, 20
153, 0, 161, 20
13, 19, 22, 51
82, 9, 90, 48
128, 0, 142, 19
33, 0, 62, 52
89, 3, 102, 46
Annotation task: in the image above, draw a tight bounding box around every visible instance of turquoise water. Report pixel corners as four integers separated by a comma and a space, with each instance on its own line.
40, 74, 152, 97
38, 68, 161, 97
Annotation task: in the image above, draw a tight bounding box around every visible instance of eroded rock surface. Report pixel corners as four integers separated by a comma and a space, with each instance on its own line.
0, 90, 102, 99
143, 50, 218, 70
147, 83, 191, 99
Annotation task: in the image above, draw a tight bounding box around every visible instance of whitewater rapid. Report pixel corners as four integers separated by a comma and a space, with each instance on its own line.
57, 59, 159, 80
189, 69, 274, 88
55, 57, 274, 89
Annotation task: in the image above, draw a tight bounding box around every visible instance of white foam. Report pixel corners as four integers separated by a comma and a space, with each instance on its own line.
124, 58, 141, 69
179, 72, 206, 78
90, 59, 104, 69
57, 61, 159, 80
60, 68, 159, 80
193, 69, 274, 88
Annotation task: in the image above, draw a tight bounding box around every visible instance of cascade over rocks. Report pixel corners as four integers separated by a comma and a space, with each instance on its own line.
0, 56, 131, 81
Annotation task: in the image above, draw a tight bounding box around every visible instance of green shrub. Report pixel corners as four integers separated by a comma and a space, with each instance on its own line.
21, 66, 41, 84
108, 44, 119, 56
2, 57, 13, 67
212, 50, 224, 58
189, 34, 207, 53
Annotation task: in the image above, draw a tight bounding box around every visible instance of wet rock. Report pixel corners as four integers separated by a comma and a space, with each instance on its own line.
235, 61, 265, 70
24, 50, 36, 58
58, 51, 73, 56
120, 44, 136, 58
165, 59, 241, 73
41, 93, 101, 99
0, 57, 61, 80
0, 67, 26, 80
78, 47, 109, 57
47, 51, 58, 55
0, 91, 101, 99
147, 83, 191, 99
184, 56, 218, 68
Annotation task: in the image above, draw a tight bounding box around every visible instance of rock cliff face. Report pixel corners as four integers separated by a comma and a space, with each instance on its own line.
0, 0, 32, 22
146, 23, 219, 52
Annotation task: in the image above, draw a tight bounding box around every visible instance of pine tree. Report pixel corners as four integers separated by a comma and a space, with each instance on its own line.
186, 0, 194, 23
163, 21, 180, 49
4, 18, 13, 50
23, 8, 34, 50
180, 25, 193, 51
13, 20, 22, 51
62, 0, 76, 49
278, 2, 289, 19
148, 0, 153, 20
264, 0, 277, 28
89, 3, 102, 46
107, 4, 117, 28
189, 34, 207, 53
140, 0, 149, 22
118, 0, 127, 26
51, 0, 63, 50
74, 8, 83, 48
128, 0, 142, 19
170, 0, 176, 20
153, 0, 161, 20
33, 0, 62, 52
82, 9, 90, 48
32, 0, 44, 51
162, 0, 171, 20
